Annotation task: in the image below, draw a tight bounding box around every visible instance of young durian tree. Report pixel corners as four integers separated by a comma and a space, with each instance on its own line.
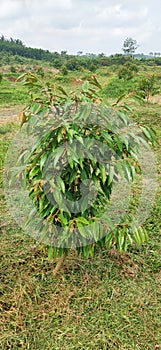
8, 73, 157, 274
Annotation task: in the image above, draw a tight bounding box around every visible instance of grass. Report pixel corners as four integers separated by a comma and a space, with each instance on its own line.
0, 77, 161, 349
0, 217, 161, 349
0, 78, 29, 107
0, 123, 18, 135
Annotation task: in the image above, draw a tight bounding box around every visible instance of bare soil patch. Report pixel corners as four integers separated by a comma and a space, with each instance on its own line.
0, 106, 23, 125
149, 94, 161, 104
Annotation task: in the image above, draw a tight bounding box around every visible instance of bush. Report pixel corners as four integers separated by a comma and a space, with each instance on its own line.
10, 66, 17, 73
118, 61, 139, 80
37, 67, 44, 78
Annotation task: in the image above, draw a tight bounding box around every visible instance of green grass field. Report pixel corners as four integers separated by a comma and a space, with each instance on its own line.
0, 64, 161, 349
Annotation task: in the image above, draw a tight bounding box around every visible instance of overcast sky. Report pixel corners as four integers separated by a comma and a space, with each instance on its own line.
0, 0, 161, 55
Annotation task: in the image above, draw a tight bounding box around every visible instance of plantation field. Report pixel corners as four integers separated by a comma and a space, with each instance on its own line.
0, 64, 161, 350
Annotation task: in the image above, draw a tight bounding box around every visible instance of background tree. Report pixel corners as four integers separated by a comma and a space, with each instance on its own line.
61, 64, 68, 75
138, 75, 159, 102
122, 38, 138, 57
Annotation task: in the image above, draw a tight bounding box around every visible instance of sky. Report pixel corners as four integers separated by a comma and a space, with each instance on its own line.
0, 0, 161, 55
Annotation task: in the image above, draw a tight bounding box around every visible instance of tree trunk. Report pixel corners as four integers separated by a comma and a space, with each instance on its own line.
53, 253, 67, 276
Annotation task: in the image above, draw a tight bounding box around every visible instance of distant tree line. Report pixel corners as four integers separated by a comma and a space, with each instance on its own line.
0, 35, 53, 61
1, 35, 161, 71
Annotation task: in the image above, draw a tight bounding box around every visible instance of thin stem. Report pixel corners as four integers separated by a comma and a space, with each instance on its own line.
53, 252, 67, 276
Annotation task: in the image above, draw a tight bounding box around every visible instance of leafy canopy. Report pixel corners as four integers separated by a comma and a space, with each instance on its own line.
122, 38, 138, 56
15, 72, 157, 259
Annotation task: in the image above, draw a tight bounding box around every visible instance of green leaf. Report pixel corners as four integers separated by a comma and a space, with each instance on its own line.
41, 205, 53, 218
101, 131, 113, 147
80, 168, 88, 181
114, 135, 123, 152
30, 102, 41, 114
137, 136, 151, 150
91, 220, 100, 241
140, 126, 152, 141
108, 165, 114, 185
39, 197, 45, 212
133, 226, 145, 244
17, 149, 29, 164
89, 75, 102, 89
118, 111, 129, 126
84, 163, 91, 176
77, 223, 88, 238
67, 156, 74, 169
58, 228, 70, 246
117, 230, 125, 252
105, 231, 113, 249
82, 81, 90, 91
143, 228, 149, 242
57, 128, 63, 143
81, 194, 89, 212
77, 217, 89, 225
53, 146, 64, 167
53, 188, 62, 206
79, 158, 84, 169
124, 161, 132, 182
68, 146, 79, 163
145, 126, 157, 144
58, 212, 68, 226
114, 94, 127, 106
82, 245, 91, 259
75, 135, 84, 145
17, 72, 27, 82
123, 103, 135, 114
84, 138, 94, 150
40, 153, 48, 172
99, 163, 106, 184
48, 246, 54, 260
130, 165, 136, 180
116, 161, 124, 179
127, 232, 133, 245
57, 85, 68, 96
52, 247, 60, 259
121, 133, 129, 150
28, 166, 40, 179
56, 176, 65, 194
138, 226, 148, 244
59, 201, 71, 215
69, 167, 78, 185
92, 173, 99, 186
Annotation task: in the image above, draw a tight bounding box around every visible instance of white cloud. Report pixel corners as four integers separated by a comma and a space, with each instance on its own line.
0, 0, 161, 54
0, 0, 26, 19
